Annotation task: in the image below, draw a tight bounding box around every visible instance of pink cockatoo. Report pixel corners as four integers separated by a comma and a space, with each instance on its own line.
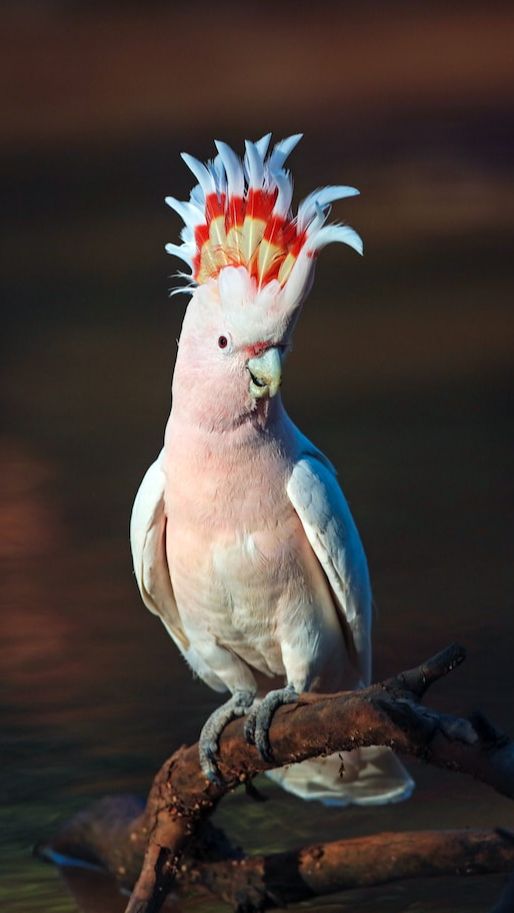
131, 134, 413, 805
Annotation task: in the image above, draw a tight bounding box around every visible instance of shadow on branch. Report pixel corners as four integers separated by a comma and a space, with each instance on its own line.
37, 644, 514, 913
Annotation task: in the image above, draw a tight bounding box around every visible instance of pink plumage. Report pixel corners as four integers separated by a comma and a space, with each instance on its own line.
131, 134, 413, 805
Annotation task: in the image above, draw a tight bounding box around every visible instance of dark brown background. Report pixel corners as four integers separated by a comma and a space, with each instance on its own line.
1, 3, 513, 911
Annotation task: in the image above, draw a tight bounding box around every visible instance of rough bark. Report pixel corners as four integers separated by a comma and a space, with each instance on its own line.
40, 808, 514, 913
180, 829, 514, 910
118, 644, 514, 913
36, 644, 514, 913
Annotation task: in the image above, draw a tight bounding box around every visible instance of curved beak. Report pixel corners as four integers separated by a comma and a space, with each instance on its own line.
247, 347, 282, 399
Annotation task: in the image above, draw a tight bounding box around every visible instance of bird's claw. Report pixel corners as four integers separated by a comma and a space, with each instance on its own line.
244, 684, 298, 762
199, 741, 224, 785
198, 690, 255, 784
243, 712, 257, 746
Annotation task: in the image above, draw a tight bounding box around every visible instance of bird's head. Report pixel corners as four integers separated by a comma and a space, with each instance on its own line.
166, 134, 362, 430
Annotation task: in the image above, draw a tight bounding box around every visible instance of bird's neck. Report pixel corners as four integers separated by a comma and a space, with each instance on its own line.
166, 393, 289, 457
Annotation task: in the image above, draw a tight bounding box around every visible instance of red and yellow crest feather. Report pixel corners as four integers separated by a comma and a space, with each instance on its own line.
165, 134, 363, 295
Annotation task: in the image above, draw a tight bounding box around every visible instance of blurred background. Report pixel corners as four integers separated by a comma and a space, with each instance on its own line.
1, 2, 513, 911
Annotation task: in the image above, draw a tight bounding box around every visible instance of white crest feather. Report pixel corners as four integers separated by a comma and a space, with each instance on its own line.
268, 134, 303, 171
297, 186, 359, 234
214, 141, 245, 198
180, 153, 216, 198
165, 133, 362, 301
307, 224, 363, 256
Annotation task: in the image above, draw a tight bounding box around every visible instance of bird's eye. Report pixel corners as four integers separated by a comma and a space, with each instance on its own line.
218, 335, 228, 349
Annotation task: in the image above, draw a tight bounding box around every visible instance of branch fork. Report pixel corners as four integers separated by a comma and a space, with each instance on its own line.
37, 644, 514, 913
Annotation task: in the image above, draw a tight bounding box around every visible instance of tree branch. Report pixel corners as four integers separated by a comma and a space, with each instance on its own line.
180, 828, 514, 910
116, 643, 514, 913
36, 644, 514, 913
40, 808, 514, 913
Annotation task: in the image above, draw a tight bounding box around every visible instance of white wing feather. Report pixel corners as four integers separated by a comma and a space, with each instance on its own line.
130, 452, 226, 692
130, 452, 189, 648
287, 454, 372, 685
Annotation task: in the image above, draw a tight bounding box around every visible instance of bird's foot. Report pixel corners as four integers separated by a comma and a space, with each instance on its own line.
199, 690, 255, 784
244, 683, 299, 762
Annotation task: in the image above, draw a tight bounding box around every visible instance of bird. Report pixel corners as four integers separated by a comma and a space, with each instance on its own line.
130, 133, 414, 805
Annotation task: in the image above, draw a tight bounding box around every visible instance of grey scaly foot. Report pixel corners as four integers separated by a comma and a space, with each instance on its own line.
244, 684, 298, 762
199, 690, 255, 783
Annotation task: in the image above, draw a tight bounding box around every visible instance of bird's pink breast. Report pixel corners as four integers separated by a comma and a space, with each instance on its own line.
162, 414, 322, 678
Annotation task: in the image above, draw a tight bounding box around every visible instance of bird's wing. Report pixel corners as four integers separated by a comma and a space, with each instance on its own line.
130, 450, 189, 653
287, 452, 372, 685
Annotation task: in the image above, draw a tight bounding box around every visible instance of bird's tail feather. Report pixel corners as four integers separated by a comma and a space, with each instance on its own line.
265, 747, 414, 806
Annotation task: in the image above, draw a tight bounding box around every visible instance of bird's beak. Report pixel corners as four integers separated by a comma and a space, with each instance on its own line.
247, 347, 282, 399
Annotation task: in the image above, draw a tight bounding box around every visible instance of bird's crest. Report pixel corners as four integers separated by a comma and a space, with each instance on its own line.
165, 133, 362, 300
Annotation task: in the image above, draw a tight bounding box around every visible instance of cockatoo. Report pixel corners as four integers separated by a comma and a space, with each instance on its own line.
131, 134, 413, 805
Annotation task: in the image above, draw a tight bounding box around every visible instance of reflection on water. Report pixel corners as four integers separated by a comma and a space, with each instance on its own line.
59, 870, 512, 913
2, 357, 513, 911
2, 18, 513, 904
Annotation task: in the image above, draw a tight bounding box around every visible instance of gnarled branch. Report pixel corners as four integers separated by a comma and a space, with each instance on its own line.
37, 644, 514, 913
